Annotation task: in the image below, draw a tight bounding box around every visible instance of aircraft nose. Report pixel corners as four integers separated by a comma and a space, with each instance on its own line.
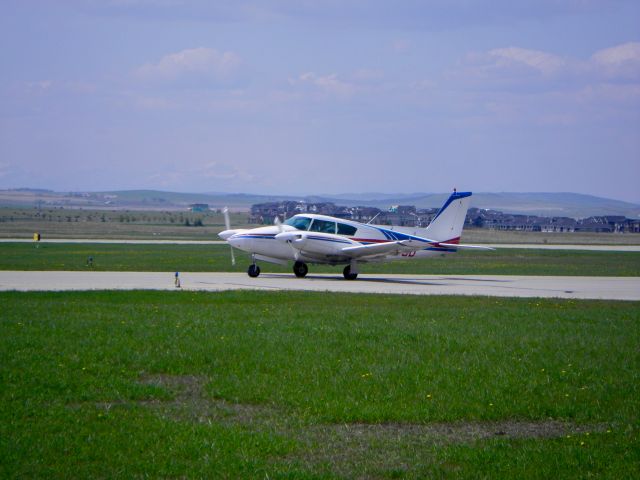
218, 229, 235, 241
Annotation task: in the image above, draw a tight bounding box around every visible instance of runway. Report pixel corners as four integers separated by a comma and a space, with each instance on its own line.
1, 271, 638, 300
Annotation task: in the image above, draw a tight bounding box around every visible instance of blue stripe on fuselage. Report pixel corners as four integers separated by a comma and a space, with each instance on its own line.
307, 235, 352, 244
233, 234, 276, 239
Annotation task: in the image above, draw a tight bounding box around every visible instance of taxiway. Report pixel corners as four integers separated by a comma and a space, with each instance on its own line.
1, 271, 637, 300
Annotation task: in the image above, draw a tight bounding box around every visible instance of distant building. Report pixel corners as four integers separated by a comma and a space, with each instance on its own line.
539, 217, 577, 233
248, 201, 640, 233
189, 203, 209, 212
575, 216, 627, 233
624, 219, 640, 233
249, 201, 338, 223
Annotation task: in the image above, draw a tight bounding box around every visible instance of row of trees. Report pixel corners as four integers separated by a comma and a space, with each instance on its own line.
0, 209, 213, 226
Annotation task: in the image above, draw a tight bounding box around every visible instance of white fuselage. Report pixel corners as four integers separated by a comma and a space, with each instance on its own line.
227, 213, 459, 265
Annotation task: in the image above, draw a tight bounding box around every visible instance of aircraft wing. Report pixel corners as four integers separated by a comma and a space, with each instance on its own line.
438, 243, 495, 250
341, 239, 494, 259
341, 240, 414, 258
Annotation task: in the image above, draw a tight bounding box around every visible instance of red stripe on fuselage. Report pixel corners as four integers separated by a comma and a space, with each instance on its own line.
430, 236, 461, 248
350, 238, 390, 244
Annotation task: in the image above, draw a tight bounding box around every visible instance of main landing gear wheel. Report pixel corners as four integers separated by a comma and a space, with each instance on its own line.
248, 264, 260, 278
293, 261, 308, 278
343, 265, 358, 280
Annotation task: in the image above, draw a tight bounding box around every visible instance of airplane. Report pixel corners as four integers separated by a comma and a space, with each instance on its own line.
219, 190, 492, 280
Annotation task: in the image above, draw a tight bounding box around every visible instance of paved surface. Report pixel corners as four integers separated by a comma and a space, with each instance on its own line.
2, 238, 640, 251
1, 271, 638, 300
482, 243, 640, 252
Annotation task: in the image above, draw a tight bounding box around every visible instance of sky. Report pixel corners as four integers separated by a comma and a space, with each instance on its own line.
0, 1, 639, 203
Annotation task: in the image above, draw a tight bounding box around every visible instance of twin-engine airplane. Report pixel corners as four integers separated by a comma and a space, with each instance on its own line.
219, 190, 492, 280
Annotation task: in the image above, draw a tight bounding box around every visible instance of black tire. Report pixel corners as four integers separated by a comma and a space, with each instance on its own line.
248, 264, 260, 278
293, 261, 308, 278
343, 265, 358, 280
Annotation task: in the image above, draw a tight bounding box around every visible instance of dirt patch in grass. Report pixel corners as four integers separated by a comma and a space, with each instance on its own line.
132, 374, 276, 425
81, 374, 275, 426
131, 375, 603, 438
85, 374, 606, 477
305, 420, 592, 444
292, 421, 606, 477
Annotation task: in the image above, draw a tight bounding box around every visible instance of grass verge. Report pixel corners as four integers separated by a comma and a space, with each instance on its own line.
1, 242, 640, 276
1, 290, 638, 478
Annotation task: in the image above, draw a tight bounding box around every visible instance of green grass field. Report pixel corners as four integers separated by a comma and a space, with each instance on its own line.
1, 291, 638, 478
1, 242, 639, 276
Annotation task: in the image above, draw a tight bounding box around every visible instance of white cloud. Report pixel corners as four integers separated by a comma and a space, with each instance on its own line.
447, 48, 568, 94
293, 72, 356, 96
435, 42, 640, 131
288, 71, 377, 99
134, 47, 241, 83
487, 47, 566, 75
591, 42, 640, 80
453, 42, 640, 91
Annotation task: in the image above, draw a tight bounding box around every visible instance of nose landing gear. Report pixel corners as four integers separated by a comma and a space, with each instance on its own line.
248, 264, 261, 278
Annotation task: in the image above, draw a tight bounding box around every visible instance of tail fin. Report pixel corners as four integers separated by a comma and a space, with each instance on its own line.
423, 191, 472, 242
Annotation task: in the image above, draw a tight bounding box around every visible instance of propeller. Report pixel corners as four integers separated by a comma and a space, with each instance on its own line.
222, 207, 236, 266
274, 215, 284, 233
274, 216, 301, 261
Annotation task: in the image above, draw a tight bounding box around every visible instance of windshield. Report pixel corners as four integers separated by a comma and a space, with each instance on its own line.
284, 216, 312, 231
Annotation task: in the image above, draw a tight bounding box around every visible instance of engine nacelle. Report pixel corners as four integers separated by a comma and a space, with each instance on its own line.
275, 231, 307, 247
275, 231, 353, 256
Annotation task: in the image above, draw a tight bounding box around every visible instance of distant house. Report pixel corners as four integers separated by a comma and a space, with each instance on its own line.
624, 219, 640, 233
575, 216, 628, 233
539, 217, 577, 233
247, 201, 640, 234
189, 203, 209, 212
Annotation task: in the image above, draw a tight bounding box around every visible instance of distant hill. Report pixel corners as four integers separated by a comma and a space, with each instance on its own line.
0, 189, 638, 219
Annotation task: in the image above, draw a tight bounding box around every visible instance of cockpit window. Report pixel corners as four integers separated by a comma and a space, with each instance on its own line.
309, 219, 337, 234
337, 223, 357, 236
284, 216, 312, 231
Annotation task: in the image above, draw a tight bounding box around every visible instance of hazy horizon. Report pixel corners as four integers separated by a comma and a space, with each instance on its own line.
1, 2, 638, 203
4, 186, 639, 206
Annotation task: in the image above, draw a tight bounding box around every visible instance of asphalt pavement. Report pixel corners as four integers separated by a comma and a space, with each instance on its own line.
1, 271, 638, 300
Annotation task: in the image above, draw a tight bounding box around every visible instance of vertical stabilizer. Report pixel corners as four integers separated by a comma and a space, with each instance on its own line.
423, 192, 472, 242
